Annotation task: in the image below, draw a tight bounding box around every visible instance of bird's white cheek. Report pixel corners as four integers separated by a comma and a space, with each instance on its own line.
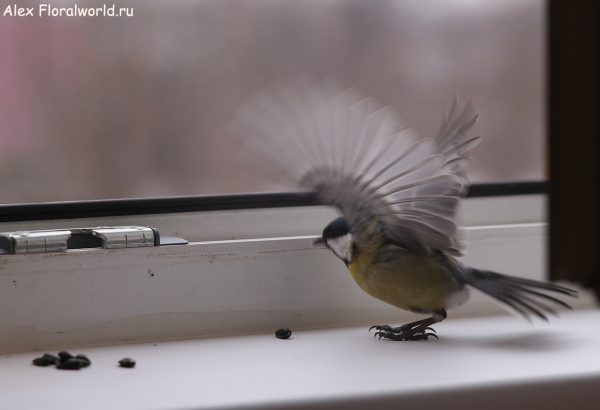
327, 234, 353, 263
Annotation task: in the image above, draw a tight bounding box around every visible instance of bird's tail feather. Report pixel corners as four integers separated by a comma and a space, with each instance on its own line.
465, 268, 578, 321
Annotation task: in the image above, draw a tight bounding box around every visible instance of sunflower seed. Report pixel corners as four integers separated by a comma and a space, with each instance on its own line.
57, 351, 73, 363
275, 328, 292, 339
56, 358, 82, 370
42, 353, 60, 364
32, 357, 53, 367
118, 358, 136, 368
75, 354, 91, 367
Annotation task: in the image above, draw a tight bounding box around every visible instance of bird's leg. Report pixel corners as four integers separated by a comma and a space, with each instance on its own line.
369, 310, 446, 341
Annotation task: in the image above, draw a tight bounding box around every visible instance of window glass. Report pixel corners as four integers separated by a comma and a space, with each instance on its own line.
0, 0, 544, 203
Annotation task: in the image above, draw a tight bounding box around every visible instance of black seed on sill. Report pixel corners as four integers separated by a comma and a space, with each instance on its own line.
32, 357, 53, 366
275, 328, 292, 339
119, 358, 136, 368
75, 354, 91, 367
57, 351, 73, 363
56, 358, 82, 370
42, 353, 60, 365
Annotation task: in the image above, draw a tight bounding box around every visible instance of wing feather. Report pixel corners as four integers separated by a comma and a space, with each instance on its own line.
230, 79, 480, 255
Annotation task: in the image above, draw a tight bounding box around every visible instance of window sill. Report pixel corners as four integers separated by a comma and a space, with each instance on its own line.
1, 309, 599, 410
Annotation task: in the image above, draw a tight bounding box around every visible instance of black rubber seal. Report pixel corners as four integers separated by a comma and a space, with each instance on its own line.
0, 181, 547, 223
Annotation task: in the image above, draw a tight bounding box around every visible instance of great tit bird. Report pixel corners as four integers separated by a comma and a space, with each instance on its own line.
232, 79, 578, 341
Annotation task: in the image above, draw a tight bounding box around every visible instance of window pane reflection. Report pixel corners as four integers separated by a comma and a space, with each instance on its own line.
0, 0, 544, 203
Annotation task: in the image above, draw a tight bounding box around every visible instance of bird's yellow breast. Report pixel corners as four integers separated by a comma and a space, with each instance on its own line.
347, 247, 460, 312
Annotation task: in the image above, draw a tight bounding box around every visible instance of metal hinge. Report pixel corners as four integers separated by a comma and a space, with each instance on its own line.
0, 226, 187, 255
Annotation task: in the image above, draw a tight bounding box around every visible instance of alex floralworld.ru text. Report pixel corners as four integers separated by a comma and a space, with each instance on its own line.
3, 4, 133, 17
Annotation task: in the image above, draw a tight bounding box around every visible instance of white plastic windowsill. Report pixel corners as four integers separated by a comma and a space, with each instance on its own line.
1, 194, 598, 408
1, 309, 599, 410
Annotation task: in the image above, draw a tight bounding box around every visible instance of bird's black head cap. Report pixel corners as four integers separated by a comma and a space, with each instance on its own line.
322, 216, 350, 239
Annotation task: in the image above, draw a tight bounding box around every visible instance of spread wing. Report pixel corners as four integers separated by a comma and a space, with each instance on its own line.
230, 79, 480, 256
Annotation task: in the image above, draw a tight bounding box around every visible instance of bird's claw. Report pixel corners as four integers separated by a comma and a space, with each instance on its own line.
374, 331, 437, 341
369, 325, 396, 332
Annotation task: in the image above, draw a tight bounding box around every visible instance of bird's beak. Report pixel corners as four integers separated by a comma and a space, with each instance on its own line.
313, 236, 326, 247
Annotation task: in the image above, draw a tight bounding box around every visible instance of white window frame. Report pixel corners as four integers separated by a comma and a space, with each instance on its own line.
0, 185, 593, 354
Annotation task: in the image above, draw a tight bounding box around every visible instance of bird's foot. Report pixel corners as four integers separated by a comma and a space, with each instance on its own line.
368, 323, 439, 341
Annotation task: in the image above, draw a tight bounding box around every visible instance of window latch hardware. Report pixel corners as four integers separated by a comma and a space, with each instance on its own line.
0, 226, 187, 255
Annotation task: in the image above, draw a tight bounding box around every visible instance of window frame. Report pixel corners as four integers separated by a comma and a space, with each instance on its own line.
3, 181, 592, 356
